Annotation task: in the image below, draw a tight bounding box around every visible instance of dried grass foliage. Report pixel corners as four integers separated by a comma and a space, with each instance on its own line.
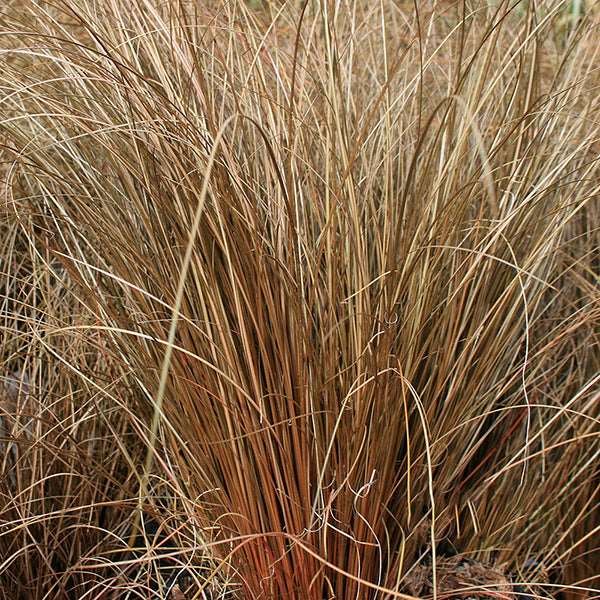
0, 0, 598, 598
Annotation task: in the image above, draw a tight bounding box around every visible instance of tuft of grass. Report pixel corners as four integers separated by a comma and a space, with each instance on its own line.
0, 215, 223, 598
1, 0, 598, 598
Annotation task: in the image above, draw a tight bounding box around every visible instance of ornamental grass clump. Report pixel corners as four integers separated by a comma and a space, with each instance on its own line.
0, 0, 598, 598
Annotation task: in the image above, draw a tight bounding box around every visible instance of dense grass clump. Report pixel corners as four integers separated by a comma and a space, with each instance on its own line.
1, 1, 598, 598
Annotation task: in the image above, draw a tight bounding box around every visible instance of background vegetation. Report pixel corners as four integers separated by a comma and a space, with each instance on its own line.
1, 0, 598, 598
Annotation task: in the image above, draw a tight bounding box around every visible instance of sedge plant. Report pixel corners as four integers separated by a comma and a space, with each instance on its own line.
0, 0, 598, 598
